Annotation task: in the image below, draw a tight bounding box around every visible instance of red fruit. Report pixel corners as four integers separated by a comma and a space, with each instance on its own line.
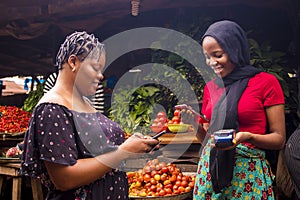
161, 167, 169, 173
181, 180, 188, 188
157, 111, 166, 118
174, 109, 180, 116
172, 116, 180, 123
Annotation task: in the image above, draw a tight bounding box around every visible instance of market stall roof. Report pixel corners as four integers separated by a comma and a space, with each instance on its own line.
0, 0, 296, 78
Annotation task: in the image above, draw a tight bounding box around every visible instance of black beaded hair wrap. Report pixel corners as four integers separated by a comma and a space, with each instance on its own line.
55, 31, 105, 70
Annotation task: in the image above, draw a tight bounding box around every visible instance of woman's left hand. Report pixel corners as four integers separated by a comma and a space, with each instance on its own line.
211, 131, 252, 150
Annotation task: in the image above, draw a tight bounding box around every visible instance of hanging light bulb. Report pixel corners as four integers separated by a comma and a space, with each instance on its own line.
131, 0, 140, 16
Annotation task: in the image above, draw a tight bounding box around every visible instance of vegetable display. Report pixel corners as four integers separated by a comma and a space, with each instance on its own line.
22, 82, 44, 112
0, 105, 31, 133
127, 158, 195, 197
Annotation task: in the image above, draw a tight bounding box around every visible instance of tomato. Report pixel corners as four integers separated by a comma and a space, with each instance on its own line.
153, 118, 159, 124
172, 116, 180, 123
181, 176, 189, 182
150, 185, 157, 192
173, 189, 180, 195
139, 191, 147, 197
145, 182, 151, 188
158, 189, 166, 196
163, 179, 171, 185
143, 174, 151, 182
173, 184, 179, 191
174, 109, 180, 116
136, 181, 142, 187
143, 166, 151, 174
170, 174, 177, 182
181, 180, 188, 187
160, 173, 167, 181
177, 174, 182, 181
175, 180, 181, 187
156, 183, 163, 190
161, 167, 168, 173
158, 116, 167, 123
150, 178, 157, 185
154, 174, 161, 181
188, 181, 195, 188
159, 162, 167, 168
155, 164, 162, 171
165, 183, 173, 190
164, 188, 172, 195
185, 186, 192, 192
157, 111, 166, 118
178, 186, 185, 193
172, 120, 179, 124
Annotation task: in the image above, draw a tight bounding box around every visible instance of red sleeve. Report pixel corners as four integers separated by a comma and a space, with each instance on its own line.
262, 73, 285, 106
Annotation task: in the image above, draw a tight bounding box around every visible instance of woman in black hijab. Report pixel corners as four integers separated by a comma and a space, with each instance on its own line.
187, 20, 286, 199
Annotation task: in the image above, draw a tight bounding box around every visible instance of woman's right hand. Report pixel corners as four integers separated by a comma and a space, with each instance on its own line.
118, 133, 160, 157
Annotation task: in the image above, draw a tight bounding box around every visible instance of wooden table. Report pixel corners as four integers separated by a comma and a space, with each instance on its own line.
0, 162, 43, 200
158, 132, 199, 144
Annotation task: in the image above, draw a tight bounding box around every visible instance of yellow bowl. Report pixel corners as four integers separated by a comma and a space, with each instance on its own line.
168, 124, 190, 133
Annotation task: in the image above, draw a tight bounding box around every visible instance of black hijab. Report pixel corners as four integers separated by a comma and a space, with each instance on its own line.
201, 20, 260, 193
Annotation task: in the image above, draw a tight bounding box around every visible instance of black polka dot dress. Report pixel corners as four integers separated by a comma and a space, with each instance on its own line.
20, 103, 129, 200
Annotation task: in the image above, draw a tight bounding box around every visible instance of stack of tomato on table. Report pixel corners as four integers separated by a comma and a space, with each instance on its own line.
151, 109, 193, 134
0, 105, 31, 134
127, 158, 195, 199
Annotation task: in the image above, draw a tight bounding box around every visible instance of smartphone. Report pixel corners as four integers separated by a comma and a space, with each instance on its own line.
213, 129, 235, 148
151, 130, 167, 140
175, 104, 209, 123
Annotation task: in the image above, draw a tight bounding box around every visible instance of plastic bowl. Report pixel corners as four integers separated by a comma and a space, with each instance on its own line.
167, 124, 190, 133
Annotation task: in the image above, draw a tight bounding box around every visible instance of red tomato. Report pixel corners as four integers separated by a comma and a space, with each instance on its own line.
176, 174, 182, 181
175, 180, 181, 187
143, 174, 151, 182
150, 185, 157, 192
174, 109, 180, 116
181, 180, 188, 187
170, 174, 177, 182
164, 188, 172, 195
161, 167, 169, 173
185, 186, 192, 192
153, 118, 159, 124
178, 186, 185, 193
158, 189, 166, 196
160, 174, 168, 181
150, 178, 157, 185
158, 116, 167, 123
181, 176, 189, 182
157, 111, 166, 118
172, 116, 180, 123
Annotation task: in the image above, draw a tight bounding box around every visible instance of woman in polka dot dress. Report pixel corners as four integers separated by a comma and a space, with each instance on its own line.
20, 31, 159, 200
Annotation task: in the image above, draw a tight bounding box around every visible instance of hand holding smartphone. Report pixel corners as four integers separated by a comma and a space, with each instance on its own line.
175, 104, 209, 124
151, 130, 167, 140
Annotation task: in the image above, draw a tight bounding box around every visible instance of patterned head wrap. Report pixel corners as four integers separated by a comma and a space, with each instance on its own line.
55, 31, 105, 70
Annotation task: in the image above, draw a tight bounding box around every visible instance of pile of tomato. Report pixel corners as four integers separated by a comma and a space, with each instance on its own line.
150, 109, 182, 133
0, 105, 31, 133
127, 158, 195, 197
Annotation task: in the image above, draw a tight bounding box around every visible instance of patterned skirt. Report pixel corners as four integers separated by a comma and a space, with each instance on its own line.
193, 140, 275, 200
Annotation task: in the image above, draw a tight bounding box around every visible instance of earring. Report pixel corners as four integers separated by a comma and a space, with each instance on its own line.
72, 67, 76, 72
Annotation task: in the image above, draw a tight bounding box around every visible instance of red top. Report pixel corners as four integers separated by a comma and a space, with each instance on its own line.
201, 72, 285, 148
